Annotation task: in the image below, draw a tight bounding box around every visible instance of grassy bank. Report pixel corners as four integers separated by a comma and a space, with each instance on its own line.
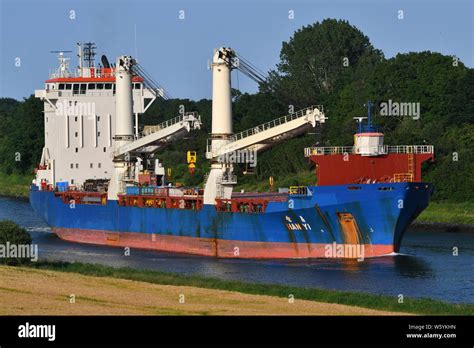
416, 201, 474, 225
25, 261, 473, 315
0, 265, 406, 315
0, 173, 32, 198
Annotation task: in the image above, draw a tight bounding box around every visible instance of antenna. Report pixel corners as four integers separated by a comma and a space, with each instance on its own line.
353, 116, 367, 133
354, 101, 377, 133
134, 24, 138, 59
50, 51, 72, 78
82, 42, 97, 68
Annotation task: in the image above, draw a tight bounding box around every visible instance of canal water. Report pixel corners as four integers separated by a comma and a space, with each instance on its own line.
0, 196, 472, 304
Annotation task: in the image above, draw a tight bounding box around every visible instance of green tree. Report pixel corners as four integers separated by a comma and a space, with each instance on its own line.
267, 18, 383, 107
0, 95, 43, 175
0, 220, 33, 265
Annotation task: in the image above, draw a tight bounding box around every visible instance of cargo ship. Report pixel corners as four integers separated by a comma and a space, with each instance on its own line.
30, 43, 434, 259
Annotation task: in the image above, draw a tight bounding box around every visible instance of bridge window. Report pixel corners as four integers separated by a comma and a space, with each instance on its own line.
72, 84, 79, 95
65, 84, 72, 90
59, 84, 65, 90
97, 83, 104, 90
104, 83, 112, 90
88, 83, 96, 90
80, 84, 87, 94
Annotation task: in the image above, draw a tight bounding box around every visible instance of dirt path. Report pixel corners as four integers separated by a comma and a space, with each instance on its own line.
0, 266, 409, 315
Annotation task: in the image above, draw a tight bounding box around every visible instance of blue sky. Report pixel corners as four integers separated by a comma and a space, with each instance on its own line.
0, 0, 472, 101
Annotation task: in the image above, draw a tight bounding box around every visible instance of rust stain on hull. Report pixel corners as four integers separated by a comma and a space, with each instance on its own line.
336, 212, 363, 245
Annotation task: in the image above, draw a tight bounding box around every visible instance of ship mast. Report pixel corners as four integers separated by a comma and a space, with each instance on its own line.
107, 56, 136, 200
203, 48, 236, 205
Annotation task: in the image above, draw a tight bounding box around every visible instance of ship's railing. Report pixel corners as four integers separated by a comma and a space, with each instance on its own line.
304, 145, 434, 157
289, 186, 310, 195
49, 67, 116, 79
138, 112, 199, 138
393, 173, 414, 182
230, 105, 324, 142
304, 146, 355, 156
219, 172, 238, 185
45, 89, 149, 98
385, 145, 434, 154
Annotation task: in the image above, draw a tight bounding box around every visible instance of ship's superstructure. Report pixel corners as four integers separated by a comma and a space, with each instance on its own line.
30, 43, 434, 259
34, 43, 201, 191
34, 44, 152, 187
305, 102, 434, 186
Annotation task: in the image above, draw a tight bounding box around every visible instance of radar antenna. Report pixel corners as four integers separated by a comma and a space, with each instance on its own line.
50, 50, 72, 78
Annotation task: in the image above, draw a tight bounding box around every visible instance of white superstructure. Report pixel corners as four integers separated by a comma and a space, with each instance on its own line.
34, 44, 156, 188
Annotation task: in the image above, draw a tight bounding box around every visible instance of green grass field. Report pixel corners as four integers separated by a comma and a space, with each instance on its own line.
27, 261, 474, 315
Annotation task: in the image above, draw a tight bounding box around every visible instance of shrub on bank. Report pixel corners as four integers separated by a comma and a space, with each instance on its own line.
0, 220, 33, 265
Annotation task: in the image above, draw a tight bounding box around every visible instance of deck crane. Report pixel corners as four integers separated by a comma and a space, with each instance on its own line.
203, 47, 326, 205
108, 56, 201, 200
114, 61, 201, 157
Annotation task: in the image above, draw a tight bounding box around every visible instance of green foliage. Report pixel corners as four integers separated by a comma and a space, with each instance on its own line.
0, 96, 44, 175
266, 18, 383, 107
0, 220, 33, 265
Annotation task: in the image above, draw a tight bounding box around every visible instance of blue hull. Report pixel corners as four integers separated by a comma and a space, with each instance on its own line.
29, 182, 432, 258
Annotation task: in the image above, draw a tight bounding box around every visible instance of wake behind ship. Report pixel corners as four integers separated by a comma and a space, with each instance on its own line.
30, 43, 434, 259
